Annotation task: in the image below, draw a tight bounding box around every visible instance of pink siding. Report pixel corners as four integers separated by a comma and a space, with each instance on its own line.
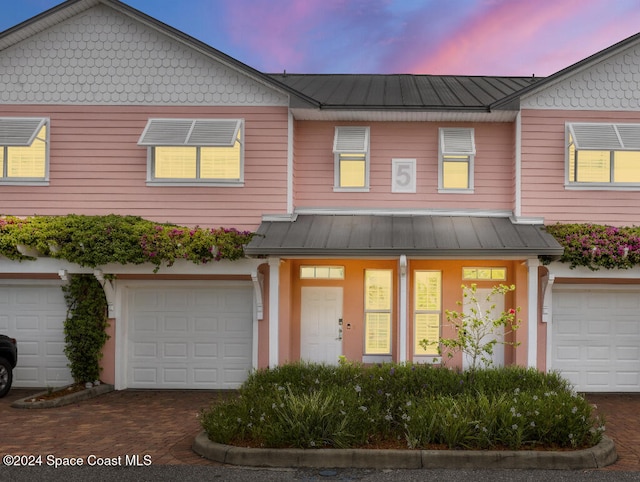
0, 105, 289, 230
293, 121, 514, 211
521, 109, 640, 226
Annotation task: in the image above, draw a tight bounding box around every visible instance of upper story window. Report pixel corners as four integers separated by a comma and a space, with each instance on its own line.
0, 117, 48, 185
138, 118, 243, 185
333, 126, 369, 191
567, 123, 640, 187
439, 127, 475, 192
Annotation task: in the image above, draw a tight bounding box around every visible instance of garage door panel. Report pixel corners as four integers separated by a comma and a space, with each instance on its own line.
616, 372, 640, 386
554, 344, 580, 361
194, 368, 217, 383
164, 342, 188, 358
586, 345, 610, 360
617, 346, 639, 359
165, 316, 188, 332
194, 342, 217, 358
127, 285, 252, 389
553, 288, 640, 392
0, 285, 72, 388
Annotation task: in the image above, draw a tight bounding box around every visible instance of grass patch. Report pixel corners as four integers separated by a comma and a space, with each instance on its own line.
200, 362, 604, 450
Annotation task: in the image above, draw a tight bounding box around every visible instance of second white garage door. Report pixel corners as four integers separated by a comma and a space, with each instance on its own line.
552, 286, 640, 392
127, 283, 253, 389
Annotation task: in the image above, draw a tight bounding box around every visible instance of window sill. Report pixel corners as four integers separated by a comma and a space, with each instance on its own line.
564, 183, 640, 191
0, 180, 49, 186
437, 188, 474, 194
333, 187, 370, 193
146, 181, 245, 187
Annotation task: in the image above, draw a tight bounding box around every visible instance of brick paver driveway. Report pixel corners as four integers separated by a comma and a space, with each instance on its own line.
0, 388, 638, 471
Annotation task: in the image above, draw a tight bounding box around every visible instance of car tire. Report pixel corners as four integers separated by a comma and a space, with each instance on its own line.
0, 357, 12, 398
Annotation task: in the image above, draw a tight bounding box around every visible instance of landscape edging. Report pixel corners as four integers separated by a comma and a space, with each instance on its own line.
192, 431, 617, 470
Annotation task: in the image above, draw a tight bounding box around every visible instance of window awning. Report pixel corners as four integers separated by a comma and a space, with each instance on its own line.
440, 128, 476, 155
569, 123, 640, 150
245, 215, 564, 257
138, 119, 241, 146
333, 126, 369, 153
0, 117, 46, 146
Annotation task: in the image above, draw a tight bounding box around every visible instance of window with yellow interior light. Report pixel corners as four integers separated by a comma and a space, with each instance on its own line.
567, 123, 640, 186
0, 118, 48, 183
333, 126, 370, 191
138, 118, 243, 184
439, 127, 475, 192
364, 269, 392, 355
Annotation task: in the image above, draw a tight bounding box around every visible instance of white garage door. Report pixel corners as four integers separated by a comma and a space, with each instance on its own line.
127, 283, 253, 389
552, 286, 640, 392
0, 284, 72, 388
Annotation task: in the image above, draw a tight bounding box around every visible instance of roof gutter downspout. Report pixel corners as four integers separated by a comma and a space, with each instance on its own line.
399, 255, 408, 363
515, 112, 522, 218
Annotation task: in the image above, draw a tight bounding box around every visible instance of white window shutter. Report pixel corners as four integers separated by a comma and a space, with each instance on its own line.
138, 119, 194, 145
616, 124, 640, 150
138, 119, 241, 146
187, 120, 241, 146
0, 118, 46, 146
569, 123, 622, 150
333, 126, 369, 153
440, 128, 475, 155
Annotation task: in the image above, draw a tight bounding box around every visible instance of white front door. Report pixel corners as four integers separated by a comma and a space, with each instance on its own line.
462, 287, 505, 370
301, 287, 343, 364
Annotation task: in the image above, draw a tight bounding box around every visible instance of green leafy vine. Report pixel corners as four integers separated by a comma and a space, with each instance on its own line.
0, 214, 257, 272
63, 274, 110, 384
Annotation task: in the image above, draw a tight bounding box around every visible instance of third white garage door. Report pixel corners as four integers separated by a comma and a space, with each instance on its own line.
552, 286, 640, 392
127, 283, 253, 389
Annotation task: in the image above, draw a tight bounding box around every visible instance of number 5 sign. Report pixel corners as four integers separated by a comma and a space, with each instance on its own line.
392, 159, 416, 193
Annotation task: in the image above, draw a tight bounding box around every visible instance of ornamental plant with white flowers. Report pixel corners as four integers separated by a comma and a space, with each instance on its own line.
420, 283, 520, 371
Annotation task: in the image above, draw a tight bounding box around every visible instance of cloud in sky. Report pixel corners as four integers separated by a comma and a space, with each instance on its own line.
1, 0, 639, 76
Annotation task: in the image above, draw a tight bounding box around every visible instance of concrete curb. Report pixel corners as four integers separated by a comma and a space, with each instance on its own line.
11, 383, 114, 409
192, 432, 617, 470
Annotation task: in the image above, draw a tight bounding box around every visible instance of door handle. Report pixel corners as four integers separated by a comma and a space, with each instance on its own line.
336, 327, 343, 341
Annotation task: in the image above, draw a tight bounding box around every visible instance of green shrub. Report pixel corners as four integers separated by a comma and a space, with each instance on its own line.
200, 363, 604, 450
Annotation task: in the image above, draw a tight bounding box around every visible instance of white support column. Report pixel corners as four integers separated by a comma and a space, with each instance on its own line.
526, 258, 540, 368
398, 255, 408, 363
543, 274, 556, 372
268, 257, 280, 368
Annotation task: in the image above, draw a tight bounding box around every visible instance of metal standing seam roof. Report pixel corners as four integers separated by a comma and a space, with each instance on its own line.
267, 74, 543, 110
244, 215, 564, 257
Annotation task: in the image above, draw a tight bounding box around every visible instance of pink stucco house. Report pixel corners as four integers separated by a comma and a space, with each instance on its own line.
1, 0, 639, 392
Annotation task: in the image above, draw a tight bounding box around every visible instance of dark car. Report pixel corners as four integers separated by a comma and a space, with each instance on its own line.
0, 334, 17, 398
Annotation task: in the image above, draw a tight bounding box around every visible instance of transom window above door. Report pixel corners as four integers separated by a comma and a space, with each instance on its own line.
138, 118, 243, 185
0, 117, 48, 184
567, 122, 640, 187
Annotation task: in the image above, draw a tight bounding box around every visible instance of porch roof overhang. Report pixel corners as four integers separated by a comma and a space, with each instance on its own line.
244, 215, 564, 258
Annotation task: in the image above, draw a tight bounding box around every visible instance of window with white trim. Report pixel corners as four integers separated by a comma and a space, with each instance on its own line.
0, 118, 48, 183
138, 118, 243, 184
414, 271, 441, 356
439, 127, 475, 192
333, 126, 369, 190
567, 123, 640, 186
364, 269, 392, 355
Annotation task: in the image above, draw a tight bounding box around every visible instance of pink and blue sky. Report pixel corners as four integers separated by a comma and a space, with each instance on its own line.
1, 0, 639, 76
